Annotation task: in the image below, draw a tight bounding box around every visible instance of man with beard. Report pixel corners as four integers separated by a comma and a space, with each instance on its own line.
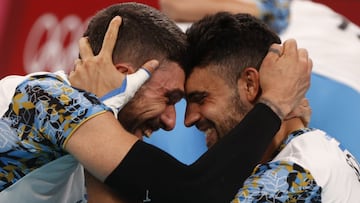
184, 12, 360, 202
72, 3, 312, 203
0, 3, 312, 203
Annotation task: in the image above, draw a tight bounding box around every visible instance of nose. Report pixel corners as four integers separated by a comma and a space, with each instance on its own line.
160, 105, 176, 131
184, 103, 201, 127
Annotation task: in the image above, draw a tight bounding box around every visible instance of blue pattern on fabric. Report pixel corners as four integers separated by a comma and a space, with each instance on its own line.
0, 73, 109, 191
258, 0, 292, 34
232, 128, 322, 202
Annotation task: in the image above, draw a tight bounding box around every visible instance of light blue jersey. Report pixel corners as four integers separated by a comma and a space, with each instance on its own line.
0, 71, 109, 202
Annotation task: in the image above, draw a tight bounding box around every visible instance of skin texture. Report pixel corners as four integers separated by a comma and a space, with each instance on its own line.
68, 12, 312, 203
183, 12, 312, 163
69, 16, 158, 203
185, 65, 307, 159
117, 60, 185, 139
185, 66, 250, 148
258, 40, 312, 119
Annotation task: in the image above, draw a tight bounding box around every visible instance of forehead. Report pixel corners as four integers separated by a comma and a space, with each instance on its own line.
186, 66, 226, 92
148, 61, 185, 93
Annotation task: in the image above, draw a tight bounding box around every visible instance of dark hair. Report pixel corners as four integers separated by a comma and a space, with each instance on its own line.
184, 12, 281, 86
83, 2, 187, 69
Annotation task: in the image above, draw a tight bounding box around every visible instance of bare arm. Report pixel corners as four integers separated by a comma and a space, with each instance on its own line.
66, 17, 151, 181
65, 112, 136, 181
65, 15, 312, 203
69, 16, 158, 202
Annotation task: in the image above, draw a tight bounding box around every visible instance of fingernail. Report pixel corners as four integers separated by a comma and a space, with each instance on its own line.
149, 60, 159, 68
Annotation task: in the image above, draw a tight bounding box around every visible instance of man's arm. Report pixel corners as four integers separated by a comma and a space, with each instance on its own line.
85, 171, 128, 203
77, 44, 310, 202
258, 40, 312, 120
66, 15, 160, 182
67, 16, 312, 202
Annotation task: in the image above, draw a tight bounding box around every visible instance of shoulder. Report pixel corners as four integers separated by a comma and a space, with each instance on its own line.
233, 161, 322, 202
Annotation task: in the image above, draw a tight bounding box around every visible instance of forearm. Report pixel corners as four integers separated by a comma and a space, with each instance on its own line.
104, 103, 281, 202
188, 103, 281, 202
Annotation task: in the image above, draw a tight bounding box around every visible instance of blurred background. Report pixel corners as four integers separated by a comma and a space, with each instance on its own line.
0, 0, 358, 78
0, 0, 359, 163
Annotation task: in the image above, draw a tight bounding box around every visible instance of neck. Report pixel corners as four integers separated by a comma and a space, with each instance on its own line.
260, 117, 305, 163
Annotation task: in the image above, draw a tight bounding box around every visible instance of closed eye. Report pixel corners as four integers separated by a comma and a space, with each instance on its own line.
186, 91, 207, 104
165, 90, 184, 105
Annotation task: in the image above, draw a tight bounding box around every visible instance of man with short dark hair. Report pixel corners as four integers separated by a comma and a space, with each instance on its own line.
184, 12, 360, 202
0, 3, 312, 203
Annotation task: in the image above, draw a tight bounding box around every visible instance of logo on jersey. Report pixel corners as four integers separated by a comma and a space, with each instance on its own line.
143, 189, 151, 202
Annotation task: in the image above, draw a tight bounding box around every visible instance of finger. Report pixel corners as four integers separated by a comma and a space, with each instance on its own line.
288, 98, 311, 126
73, 58, 82, 71
301, 98, 310, 107
140, 60, 160, 75
79, 37, 94, 59
298, 48, 312, 75
282, 38, 298, 57
125, 60, 159, 96
308, 58, 313, 74
269, 44, 283, 56
263, 43, 283, 62
101, 61, 158, 115
100, 16, 122, 60
298, 48, 308, 60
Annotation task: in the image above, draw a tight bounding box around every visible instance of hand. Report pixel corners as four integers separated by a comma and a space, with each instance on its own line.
258, 39, 312, 120
285, 98, 311, 127
69, 16, 158, 98
101, 60, 159, 117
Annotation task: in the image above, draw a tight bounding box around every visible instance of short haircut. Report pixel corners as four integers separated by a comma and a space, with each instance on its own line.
184, 12, 281, 87
84, 2, 187, 69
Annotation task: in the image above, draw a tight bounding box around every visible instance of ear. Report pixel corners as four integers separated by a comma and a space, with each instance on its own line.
114, 63, 136, 74
238, 67, 260, 103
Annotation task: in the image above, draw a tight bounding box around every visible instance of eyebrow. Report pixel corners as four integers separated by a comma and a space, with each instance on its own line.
165, 89, 185, 103
186, 91, 207, 102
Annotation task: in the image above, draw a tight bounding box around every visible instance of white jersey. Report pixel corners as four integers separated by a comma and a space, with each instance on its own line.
280, 0, 360, 93
272, 129, 360, 202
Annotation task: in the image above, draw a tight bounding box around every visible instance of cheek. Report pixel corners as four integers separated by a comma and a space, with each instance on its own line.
200, 104, 224, 123
203, 102, 237, 134
137, 101, 168, 119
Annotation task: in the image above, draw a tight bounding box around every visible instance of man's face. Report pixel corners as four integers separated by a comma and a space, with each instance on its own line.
185, 66, 252, 148
118, 60, 185, 139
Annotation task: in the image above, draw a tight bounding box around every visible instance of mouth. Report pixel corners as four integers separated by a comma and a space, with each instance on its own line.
132, 118, 161, 140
